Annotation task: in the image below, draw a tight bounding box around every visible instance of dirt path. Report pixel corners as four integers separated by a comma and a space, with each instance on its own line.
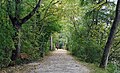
1, 49, 90, 73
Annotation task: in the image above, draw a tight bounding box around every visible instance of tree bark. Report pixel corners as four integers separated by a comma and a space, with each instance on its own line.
50, 35, 53, 51
99, 0, 120, 68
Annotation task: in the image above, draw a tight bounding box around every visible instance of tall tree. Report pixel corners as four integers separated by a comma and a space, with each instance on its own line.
99, 0, 120, 68
7, 0, 42, 61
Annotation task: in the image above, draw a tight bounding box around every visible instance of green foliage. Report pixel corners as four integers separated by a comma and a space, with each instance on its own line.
0, 23, 13, 68
0, 0, 61, 68
0, 0, 119, 71
68, 30, 102, 63
60, 0, 119, 70
0, 2, 14, 67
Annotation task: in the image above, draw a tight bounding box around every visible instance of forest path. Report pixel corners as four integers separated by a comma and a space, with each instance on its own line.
1, 49, 90, 73
27, 49, 90, 73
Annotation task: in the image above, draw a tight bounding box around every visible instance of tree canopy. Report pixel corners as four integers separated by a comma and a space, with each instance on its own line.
0, 0, 120, 72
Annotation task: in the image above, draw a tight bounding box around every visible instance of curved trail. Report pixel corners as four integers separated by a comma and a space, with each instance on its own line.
1, 49, 90, 73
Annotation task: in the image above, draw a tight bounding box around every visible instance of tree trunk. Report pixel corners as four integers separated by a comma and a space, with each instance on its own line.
50, 35, 53, 51
7, 0, 42, 61
99, 0, 120, 68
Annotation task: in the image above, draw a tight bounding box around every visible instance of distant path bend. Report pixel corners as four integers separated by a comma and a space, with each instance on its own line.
28, 49, 90, 73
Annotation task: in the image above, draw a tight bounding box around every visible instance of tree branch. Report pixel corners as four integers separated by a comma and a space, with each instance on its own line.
40, 0, 60, 22
20, 0, 42, 25
40, 0, 55, 22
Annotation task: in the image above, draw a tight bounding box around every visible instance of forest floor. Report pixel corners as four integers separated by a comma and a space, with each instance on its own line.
0, 49, 90, 73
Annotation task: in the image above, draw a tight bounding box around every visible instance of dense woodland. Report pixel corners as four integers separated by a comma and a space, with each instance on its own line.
0, 0, 120, 72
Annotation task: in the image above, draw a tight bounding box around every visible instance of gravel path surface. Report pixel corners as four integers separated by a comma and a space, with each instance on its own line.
28, 49, 90, 73
0, 49, 90, 73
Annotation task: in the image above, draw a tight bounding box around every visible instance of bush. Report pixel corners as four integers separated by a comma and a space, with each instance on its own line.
69, 37, 102, 63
